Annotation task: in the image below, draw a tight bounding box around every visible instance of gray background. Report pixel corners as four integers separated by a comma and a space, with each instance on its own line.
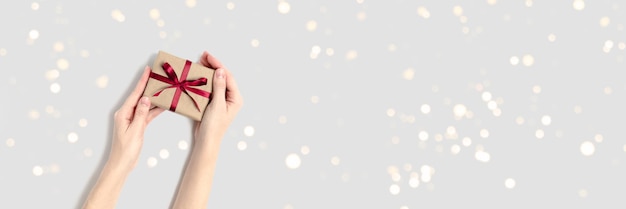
1, 0, 625, 208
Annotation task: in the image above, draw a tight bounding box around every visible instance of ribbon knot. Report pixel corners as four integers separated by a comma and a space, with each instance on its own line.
149, 60, 211, 112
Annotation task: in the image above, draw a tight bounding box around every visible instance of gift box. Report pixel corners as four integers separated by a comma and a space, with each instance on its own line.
143, 51, 215, 121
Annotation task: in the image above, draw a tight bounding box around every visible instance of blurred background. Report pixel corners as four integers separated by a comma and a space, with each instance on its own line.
1, 0, 625, 208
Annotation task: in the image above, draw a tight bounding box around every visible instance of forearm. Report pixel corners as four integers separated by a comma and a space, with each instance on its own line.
172, 137, 222, 209
83, 162, 131, 209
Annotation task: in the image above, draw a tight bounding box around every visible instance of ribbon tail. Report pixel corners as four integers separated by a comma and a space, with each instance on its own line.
185, 87, 211, 98
152, 86, 178, 97
180, 89, 202, 111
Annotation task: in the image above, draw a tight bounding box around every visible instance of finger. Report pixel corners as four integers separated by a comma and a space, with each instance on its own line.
120, 66, 151, 116
147, 107, 166, 124
209, 68, 227, 105
129, 96, 151, 130
200, 51, 224, 69
113, 109, 129, 129
224, 69, 243, 105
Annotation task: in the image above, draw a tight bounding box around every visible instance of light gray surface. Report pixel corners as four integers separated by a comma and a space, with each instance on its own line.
1, 0, 625, 208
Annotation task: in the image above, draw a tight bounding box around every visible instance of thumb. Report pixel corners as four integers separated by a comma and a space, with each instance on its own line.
129, 96, 151, 130
210, 68, 226, 105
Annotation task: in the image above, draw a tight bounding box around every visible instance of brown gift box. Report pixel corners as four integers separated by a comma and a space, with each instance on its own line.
143, 51, 215, 121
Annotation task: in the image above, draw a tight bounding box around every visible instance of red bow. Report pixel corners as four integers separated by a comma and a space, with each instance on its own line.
149, 60, 211, 112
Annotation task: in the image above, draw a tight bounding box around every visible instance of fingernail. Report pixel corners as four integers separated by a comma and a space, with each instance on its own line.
217, 69, 225, 79
140, 97, 150, 106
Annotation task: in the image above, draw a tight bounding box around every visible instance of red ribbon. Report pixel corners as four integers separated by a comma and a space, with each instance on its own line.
149, 60, 211, 112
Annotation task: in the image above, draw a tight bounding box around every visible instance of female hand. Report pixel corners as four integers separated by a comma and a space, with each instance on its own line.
109, 66, 165, 172
193, 51, 243, 146
171, 52, 242, 209
83, 66, 165, 209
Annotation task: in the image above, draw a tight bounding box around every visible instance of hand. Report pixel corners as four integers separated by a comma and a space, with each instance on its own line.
171, 51, 242, 209
83, 67, 165, 209
109, 66, 165, 172
193, 51, 243, 145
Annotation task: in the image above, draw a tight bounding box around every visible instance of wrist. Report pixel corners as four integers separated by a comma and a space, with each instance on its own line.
104, 158, 133, 177
194, 131, 224, 146
192, 135, 223, 158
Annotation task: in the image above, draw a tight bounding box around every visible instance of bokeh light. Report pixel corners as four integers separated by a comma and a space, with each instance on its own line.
475, 150, 490, 163
300, 146, 310, 155
33, 166, 43, 176
580, 141, 595, 156
386, 108, 396, 117
147, 157, 158, 167
409, 173, 420, 188
244, 126, 255, 137
285, 153, 301, 169
57, 59, 69, 70
310, 96, 320, 104
78, 118, 88, 127
31, 2, 39, 10
548, 33, 556, 42
451, 144, 461, 155
45, 69, 59, 81
599, 16, 610, 27
159, 149, 170, 159
83, 148, 93, 157
578, 189, 588, 198
28, 110, 40, 120
306, 20, 317, 32
250, 39, 260, 48
325, 48, 334, 56
149, 9, 160, 20
594, 134, 603, 143
331, 156, 341, 166
535, 129, 545, 139
53, 42, 64, 52
480, 129, 489, 138
278, 1, 291, 14
178, 140, 189, 150
522, 54, 534, 67
573, 0, 585, 11
525, 0, 533, 7
509, 56, 519, 66
111, 9, 125, 22
418, 131, 429, 141
6, 138, 15, 148
420, 104, 431, 114
237, 141, 247, 151
417, 6, 430, 19
29, 30, 39, 40
389, 184, 400, 195
403, 68, 415, 80
67, 132, 78, 143
462, 137, 472, 147
50, 83, 61, 94
186, 0, 197, 8
96, 75, 109, 89
278, 115, 287, 124
226, 2, 235, 10
345, 50, 358, 61
453, 5, 463, 17
482, 92, 492, 102
505, 178, 516, 189
453, 104, 467, 118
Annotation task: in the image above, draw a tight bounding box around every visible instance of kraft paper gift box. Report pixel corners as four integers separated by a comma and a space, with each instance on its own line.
143, 51, 215, 121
